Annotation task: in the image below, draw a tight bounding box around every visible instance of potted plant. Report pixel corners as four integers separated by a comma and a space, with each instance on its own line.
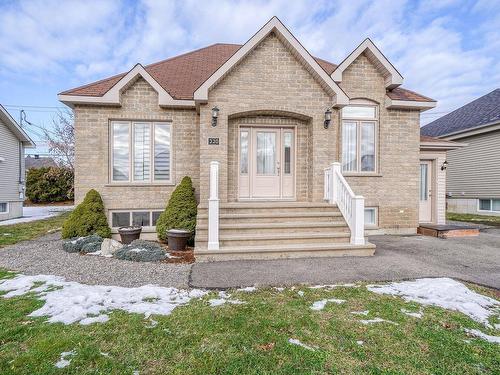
166, 229, 192, 251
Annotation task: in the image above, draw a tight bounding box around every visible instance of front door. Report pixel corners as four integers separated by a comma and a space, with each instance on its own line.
239, 127, 295, 199
419, 160, 433, 223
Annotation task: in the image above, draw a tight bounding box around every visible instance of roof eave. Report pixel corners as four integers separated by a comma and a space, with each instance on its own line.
385, 97, 437, 111
0, 105, 36, 147
440, 121, 500, 140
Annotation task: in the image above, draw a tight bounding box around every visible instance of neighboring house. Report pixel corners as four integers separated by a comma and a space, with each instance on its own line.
25, 155, 57, 170
0, 104, 35, 221
59, 17, 440, 260
421, 89, 500, 216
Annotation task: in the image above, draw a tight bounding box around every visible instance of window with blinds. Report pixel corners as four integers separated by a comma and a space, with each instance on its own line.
111, 121, 171, 183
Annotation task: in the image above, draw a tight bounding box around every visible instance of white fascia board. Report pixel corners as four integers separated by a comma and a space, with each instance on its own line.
441, 122, 500, 140
193, 17, 349, 106
332, 38, 404, 89
385, 97, 437, 111
419, 141, 466, 151
0, 105, 36, 147
58, 64, 195, 108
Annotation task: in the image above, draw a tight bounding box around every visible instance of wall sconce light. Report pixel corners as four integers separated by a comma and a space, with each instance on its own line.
441, 160, 448, 171
324, 108, 332, 129
211, 106, 219, 127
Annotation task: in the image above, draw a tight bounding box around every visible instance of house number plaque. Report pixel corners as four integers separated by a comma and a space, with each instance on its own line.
208, 137, 220, 145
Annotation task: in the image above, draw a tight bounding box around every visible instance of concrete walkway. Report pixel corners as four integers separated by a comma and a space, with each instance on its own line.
190, 228, 500, 289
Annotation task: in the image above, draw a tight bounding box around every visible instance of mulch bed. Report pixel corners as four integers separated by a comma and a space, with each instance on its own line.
157, 243, 195, 264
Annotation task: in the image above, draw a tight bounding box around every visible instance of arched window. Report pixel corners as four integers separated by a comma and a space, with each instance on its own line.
341, 101, 377, 173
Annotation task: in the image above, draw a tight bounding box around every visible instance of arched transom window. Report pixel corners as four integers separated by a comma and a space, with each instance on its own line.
341, 102, 377, 173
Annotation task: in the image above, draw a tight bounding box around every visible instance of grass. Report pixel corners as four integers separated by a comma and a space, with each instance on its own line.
0, 212, 71, 247
0, 269, 498, 374
447, 212, 500, 227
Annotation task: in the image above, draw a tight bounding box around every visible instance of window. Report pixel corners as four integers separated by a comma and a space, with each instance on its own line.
256, 131, 276, 175
0, 203, 8, 213
111, 121, 172, 183
478, 199, 500, 212
111, 210, 164, 228
364, 207, 377, 227
341, 105, 377, 173
283, 131, 293, 174
240, 130, 248, 174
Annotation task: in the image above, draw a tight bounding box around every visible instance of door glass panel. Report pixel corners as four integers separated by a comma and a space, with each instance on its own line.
133, 123, 151, 181
420, 164, 428, 201
360, 122, 375, 172
240, 130, 248, 174
342, 122, 357, 172
284, 132, 292, 174
112, 123, 130, 181
256, 132, 276, 175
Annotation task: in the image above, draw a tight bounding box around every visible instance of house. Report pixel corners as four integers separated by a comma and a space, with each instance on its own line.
25, 155, 57, 170
59, 17, 441, 261
421, 89, 500, 216
0, 104, 35, 221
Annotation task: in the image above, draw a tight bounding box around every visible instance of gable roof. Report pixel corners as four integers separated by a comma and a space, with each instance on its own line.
331, 38, 403, 89
0, 104, 35, 147
421, 89, 500, 138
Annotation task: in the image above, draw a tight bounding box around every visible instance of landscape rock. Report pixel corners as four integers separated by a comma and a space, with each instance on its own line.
100, 239, 122, 257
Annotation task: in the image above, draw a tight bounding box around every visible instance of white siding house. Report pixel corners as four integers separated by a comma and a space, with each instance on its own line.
0, 104, 35, 221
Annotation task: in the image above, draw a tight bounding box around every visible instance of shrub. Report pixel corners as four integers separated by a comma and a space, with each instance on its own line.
156, 176, 197, 244
114, 239, 166, 262
26, 167, 74, 203
61, 190, 111, 239
62, 234, 103, 253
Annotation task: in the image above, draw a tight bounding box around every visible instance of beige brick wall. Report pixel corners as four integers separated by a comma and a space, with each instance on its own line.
74, 78, 199, 226
339, 53, 421, 232
198, 32, 334, 203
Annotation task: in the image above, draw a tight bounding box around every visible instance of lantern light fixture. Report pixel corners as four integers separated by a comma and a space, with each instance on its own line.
441, 160, 448, 171
211, 106, 219, 127
324, 108, 332, 129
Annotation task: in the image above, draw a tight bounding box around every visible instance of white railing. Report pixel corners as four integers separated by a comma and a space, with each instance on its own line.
324, 162, 365, 245
207, 161, 220, 250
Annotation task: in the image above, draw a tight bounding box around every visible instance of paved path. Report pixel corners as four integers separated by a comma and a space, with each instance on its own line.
190, 228, 500, 289
0, 205, 73, 226
0, 229, 498, 289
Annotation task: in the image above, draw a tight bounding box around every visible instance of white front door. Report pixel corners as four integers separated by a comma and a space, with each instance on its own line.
419, 160, 433, 223
239, 127, 295, 199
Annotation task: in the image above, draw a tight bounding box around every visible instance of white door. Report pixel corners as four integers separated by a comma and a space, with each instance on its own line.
419, 161, 433, 223
239, 127, 295, 199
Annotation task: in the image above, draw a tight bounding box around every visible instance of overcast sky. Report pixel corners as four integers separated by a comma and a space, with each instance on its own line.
1, 0, 498, 154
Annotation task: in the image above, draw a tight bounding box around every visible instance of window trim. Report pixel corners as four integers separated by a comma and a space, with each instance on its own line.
0, 202, 9, 214
110, 120, 173, 185
364, 207, 378, 228
341, 104, 378, 174
478, 199, 500, 213
109, 209, 164, 229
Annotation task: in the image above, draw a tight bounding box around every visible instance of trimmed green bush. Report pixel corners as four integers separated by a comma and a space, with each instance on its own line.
62, 234, 103, 253
156, 176, 197, 243
61, 190, 111, 239
114, 239, 166, 262
26, 167, 74, 203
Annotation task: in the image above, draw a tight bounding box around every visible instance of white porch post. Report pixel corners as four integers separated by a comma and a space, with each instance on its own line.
331, 162, 341, 204
351, 195, 365, 245
208, 161, 220, 250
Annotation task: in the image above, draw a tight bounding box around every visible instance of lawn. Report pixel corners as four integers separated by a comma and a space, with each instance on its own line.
0, 212, 71, 247
0, 270, 498, 374
447, 212, 500, 227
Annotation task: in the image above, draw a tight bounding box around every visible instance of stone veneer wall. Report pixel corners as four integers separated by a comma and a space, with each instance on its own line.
73, 78, 199, 221
339, 53, 421, 233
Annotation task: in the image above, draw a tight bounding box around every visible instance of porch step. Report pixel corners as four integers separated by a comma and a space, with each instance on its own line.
202, 202, 338, 214
195, 242, 376, 262
196, 221, 349, 235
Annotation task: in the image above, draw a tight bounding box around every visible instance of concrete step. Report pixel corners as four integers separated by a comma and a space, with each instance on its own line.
196, 221, 349, 235
196, 211, 343, 224
199, 202, 339, 214
195, 242, 376, 261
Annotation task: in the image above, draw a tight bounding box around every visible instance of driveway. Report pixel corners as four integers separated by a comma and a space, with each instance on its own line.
190, 228, 500, 289
0, 205, 73, 226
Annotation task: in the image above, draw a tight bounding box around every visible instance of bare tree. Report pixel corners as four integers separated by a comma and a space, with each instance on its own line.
43, 110, 75, 171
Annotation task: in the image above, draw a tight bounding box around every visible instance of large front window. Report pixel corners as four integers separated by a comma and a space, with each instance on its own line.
341, 105, 377, 173
111, 121, 171, 183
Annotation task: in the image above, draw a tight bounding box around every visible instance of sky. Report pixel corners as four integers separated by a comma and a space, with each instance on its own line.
0, 0, 498, 155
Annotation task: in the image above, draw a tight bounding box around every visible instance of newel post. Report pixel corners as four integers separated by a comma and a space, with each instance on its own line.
208, 161, 220, 250
351, 195, 365, 245
331, 162, 341, 204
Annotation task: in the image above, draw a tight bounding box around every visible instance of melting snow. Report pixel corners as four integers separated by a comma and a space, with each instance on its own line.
351, 310, 369, 316
237, 286, 257, 292
208, 291, 245, 307
309, 283, 358, 289
310, 298, 345, 311
288, 338, 316, 351
464, 329, 500, 344
0, 274, 208, 325
356, 340, 364, 346
55, 350, 75, 368
274, 287, 285, 292
367, 278, 499, 327
401, 308, 423, 319
297, 291, 305, 297
145, 318, 158, 328
359, 317, 398, 325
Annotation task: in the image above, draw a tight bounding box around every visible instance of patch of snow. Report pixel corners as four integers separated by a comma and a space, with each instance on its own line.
310, 298, 345, 311
356, 340, 364, 346
208, 291, 245, 307
100, 352, 109, 357
297, 291, 305, 297
3, 233, 12, 236
70, 237, 84, 244
367, 278, 499, 327
309, 283, 358, 289
237, 286, 257, 292
288, 338, 316, 351
129, 248, 148, 253
351, 310, 369, 316
145, 318, 158, 328
0, 274, 208, 325
359, 317, 398, 325
494, 323, 500, 330
80, 314, 110, 325
55, 350, 75, 368
274, 287, 285, 292
87, 250, 113, 258
464, 329, 500, 344
401, 308, 423, 319
165, 253, 181, 259
133, 371, 139, 375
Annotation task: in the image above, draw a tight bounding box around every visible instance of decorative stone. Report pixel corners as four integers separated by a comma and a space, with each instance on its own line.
100, 239, 122, 257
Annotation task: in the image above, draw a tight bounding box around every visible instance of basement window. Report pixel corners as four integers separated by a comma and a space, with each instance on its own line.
110, 210, 164, 228
364, 207, 378, 227
0, 203, 8, 213
478, 199, 500, 212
